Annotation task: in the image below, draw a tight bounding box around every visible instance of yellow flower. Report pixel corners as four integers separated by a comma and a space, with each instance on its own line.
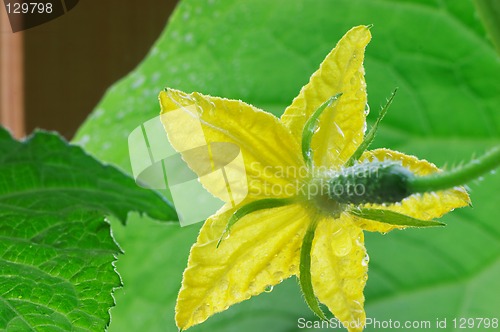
158, 25, 470, 331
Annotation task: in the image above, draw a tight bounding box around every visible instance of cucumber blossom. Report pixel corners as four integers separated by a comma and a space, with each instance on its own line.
327, 161, 415, 205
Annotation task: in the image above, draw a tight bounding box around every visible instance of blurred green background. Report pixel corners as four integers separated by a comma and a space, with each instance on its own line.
74, 0, 500, 331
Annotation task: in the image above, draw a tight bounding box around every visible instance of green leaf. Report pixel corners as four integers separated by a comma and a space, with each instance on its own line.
74, 0, 500, 331
0, 127, 177, 223
0, 210, 119, 331
0, 127, 176, 330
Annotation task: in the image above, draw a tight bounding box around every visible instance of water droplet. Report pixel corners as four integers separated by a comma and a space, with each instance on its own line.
273, 271, 284, 280
334, 122, 345, 138
219, 278, 229, 291
230, 287, 242, 299
352, 300, 364, 313
264, 285, 274, 293
361, 254, 370, 267
362, 122, 367, 135
131, 75, 145, 88
331, 229, 352, 257
78, 135, 90, 146
221, 232, 230, 241
192, 303, 211, 323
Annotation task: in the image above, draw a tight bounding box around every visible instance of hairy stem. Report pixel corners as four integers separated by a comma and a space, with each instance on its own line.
409, 146, 500, 193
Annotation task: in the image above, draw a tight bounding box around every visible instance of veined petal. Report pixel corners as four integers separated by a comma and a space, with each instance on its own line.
354, 148, 470, 233
175, 203, 310, 330
310, 213, 367, 332
159, 89, 305, 203
281, 26, 371, 168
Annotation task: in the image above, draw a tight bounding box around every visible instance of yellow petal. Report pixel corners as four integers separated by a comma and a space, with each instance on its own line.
281, 26, 371, 168
159, 89, 305, 203
175, 202, 309, 330
311, 213, 367, 332
353, 148, 471, 233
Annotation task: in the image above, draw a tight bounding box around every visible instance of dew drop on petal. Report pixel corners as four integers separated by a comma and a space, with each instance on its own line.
352, 300, 364, 313
221, 232, 230, 241
364, 103, 370, 116
192, 303, 211, 323
264, 285, 274, 293
331, 229, 352, 257
334, 122, 345, 138
273, 271, 284, 282
219, 278, 229, 291
361, 254, 370, 267
230, 286, 242, 299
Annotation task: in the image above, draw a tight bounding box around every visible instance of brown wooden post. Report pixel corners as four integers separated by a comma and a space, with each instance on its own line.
0, 7, 25, 138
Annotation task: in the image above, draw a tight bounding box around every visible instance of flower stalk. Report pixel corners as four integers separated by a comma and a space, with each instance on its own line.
327, 147, 500, 206
408, 146, 500, 194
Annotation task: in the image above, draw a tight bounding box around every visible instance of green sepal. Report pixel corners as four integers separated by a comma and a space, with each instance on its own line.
298, 214, 327, 320
217, 198, 294, 247
302, 93, 342, 168
345, 89, 397, 167
408, 146, 500, 194
474, 0, 500, 55
350, 207, 445, 228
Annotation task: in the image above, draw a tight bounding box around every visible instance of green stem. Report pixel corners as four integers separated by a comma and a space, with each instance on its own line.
474, 0, 500, 55
299, 214, 326, 320
302, 94, 342, 168
409, 146, 500, 193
